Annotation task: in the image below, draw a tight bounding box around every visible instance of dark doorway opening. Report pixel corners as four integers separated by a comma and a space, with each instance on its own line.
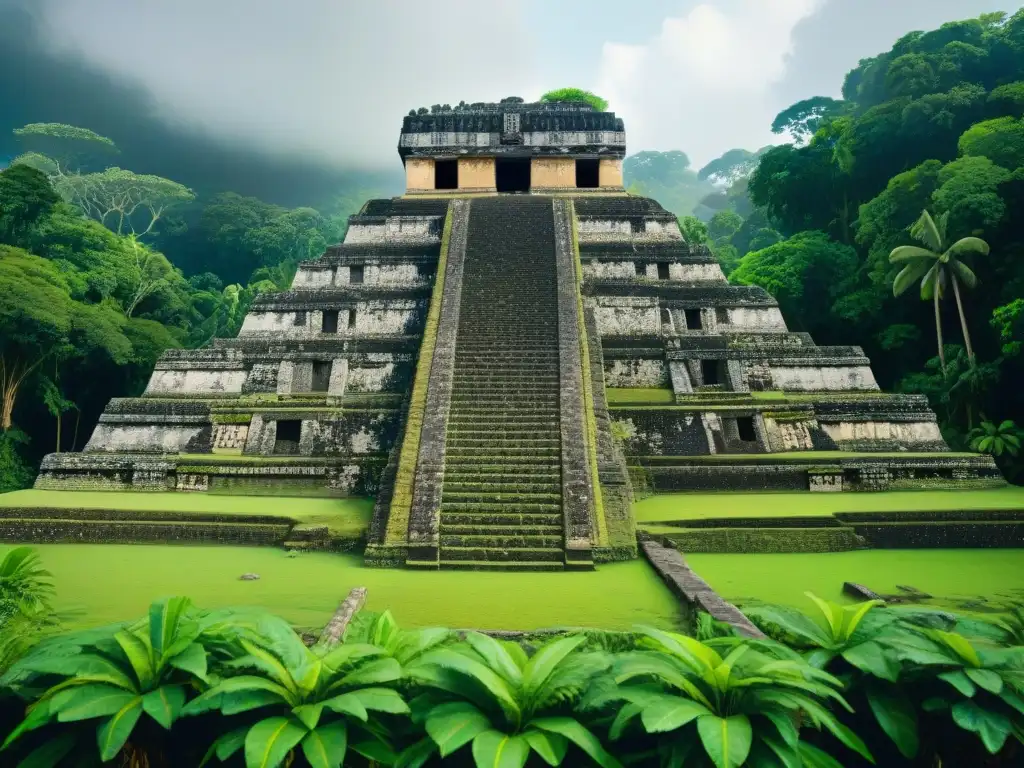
322, 310, 338, 333
274, 420, 302, 454
576, 159, 600, 188
348, 309, 357, 329
660, 309, 673, 330
657, 262, 670, 280
312, 361, 332, 392
701, 359, 721, 386
350, 265, 364, 284
685, 309, 703, 330
496, 158, 531, 192
293, 311, 307, 327
716, 307, 729, 325
737, 417, 757, 442
634, 262, 645, 277
435, 160, 458, 190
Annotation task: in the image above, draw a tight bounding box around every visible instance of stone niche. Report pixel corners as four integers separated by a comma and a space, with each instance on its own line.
809, 470, 844, 492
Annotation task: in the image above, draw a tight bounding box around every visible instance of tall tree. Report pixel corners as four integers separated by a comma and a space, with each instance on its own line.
0, 166, 59, 246
771, 97, 845, 143
12, 123, 118, 175
890, 210, 989, 372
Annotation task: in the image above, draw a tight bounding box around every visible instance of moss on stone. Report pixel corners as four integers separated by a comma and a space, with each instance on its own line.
605, 388, 675, 404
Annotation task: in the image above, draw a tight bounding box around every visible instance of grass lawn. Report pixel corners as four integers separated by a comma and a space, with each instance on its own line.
0, 490, 373, 538
26, 544, 683, 633
688, 549, 1024, 611
634, 487, 1024, 523
635, 451, 978, 460
605, 388, 675, 404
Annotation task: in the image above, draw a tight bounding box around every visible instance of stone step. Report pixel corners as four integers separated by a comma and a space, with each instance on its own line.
440, 523, 563, 536
436, 560, 565, 572
442, 491, 562, 503
441, 546, 565, 563
440, 502, 561, 514
440, 534, 564, 548
443, 481, 561, 494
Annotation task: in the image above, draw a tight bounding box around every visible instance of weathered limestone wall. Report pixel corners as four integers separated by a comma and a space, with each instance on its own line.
582, 261, 725, 282
240, 303, 420, 336
761, 418, 817, 452
599, 158, 624, 188
405, 158, 433, 191
823, 420, 944, 449
725, 307, 788, 332
669, 263, 726, 281
591, 297, 660, 335
532, 158, 576, 189
345, 217, 440, 245
145, 370, 246, 396
294, 264, 427, 288
577, 219, 683, 243
769, 365, 879, 391
605, 359, 669, 387
458, 157, 495, 190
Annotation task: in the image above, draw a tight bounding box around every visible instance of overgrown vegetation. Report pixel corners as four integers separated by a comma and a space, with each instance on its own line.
540, 88, 608, 112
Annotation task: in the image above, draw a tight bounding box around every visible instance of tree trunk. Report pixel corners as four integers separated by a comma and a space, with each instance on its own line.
951, 273, 975, 366
1, 384, 15, 431
72, 409, 81, 452
934, 290, 947, 378
55, 411, 62, 453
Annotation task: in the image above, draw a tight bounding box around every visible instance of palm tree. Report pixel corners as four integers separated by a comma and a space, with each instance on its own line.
890, 209, 989, 374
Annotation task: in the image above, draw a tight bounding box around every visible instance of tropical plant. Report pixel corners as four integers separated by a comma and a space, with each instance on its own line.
596, 626, 872, 767
883, 623, 1024, 757
0, 547, 56, 672
890, 209, 990, 373
184, 611, 409, 768
969, 420, 1024, 457
1, 596, 213, 766
402, 632, 621, 767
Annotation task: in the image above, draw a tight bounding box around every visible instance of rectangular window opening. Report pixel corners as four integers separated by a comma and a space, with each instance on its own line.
293, 311, 307, 327
634, 262, 645, 277
311, 361, 332, 393
685, 309, 703, 331
274, 420, 302, 454
715, 307, 729, 325
657, 262, 670, 280
350, 265, 364, 284
322, 310, 338, 333
434, 159, 458, 190
737, 417, 757, 442
347, 309, 357, 329
575, 158, 600, 188
701, 359, 720, 386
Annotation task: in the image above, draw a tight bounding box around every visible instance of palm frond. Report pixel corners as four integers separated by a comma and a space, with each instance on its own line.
892, 262, 931, 297
910, 210, 944, 252
920, 264, 942, 301
950, 260, 978, 290
945, 236, 990, 260
889, 245, 937, 264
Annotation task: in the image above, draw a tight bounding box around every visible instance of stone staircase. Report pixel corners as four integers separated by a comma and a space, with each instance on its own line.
438, 198, 566, 570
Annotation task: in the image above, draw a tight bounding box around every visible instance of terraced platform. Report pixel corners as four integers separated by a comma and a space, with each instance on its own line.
439, 198, 568, 570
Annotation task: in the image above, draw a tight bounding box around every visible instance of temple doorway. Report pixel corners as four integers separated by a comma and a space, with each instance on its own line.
496, 158, 531, 192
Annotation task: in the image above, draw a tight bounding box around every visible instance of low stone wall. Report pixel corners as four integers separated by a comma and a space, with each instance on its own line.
641, 538, 765, 638
652, 526, 866, 553
0, 519, 291, 545
850, 521, 1024, 548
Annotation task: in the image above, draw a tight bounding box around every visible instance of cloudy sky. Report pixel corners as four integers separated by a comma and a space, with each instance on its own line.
21, 0, 1024, 170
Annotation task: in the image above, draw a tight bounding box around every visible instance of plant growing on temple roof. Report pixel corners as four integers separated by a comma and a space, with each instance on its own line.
890, 209, 990, 374
184, 610, 409, 768
539, 88, 608, 112
402, 632, 621, 767
595, 626, 871, 767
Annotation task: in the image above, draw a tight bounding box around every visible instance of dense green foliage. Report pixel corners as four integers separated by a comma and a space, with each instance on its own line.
0, 122, 366, 487
1, 586, 1022, 767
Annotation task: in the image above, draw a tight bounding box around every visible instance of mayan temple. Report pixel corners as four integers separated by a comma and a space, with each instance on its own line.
35, 96, 1001, 570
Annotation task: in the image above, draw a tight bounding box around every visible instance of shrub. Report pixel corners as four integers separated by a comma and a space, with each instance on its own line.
540, 88, 609, 112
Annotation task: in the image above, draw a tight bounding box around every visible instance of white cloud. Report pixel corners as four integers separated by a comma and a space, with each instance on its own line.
36, 0, 541, 170
597, 0, 823, 167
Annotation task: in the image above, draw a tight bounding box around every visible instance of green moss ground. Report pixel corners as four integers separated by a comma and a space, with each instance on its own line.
635, 488, 1024, 523
605, 388, 675, 404
0, 491, 372, 538
688, 549, 1024, 611
25, 544, 682, 632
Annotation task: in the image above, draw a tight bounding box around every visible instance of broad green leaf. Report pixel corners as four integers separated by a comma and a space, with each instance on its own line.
141, 685, 185, 729
613, 652, 712, 709
199, 725, 248, 766
426, 701, 492, 756
762, 709, 798, 748
744, 606, 831, 648
803, 593, 840, 639
321, 691, 368, 721
640, 695, 709, 732
889, 244, 938, 264
223, 690, 284, 716
609, 702, 642, 741
2, 699, 53, 749
951, 700, 1012, 754
531, 717, 622, 768
53, 684, 137, 722
149, 596, 191, 659
300, 721, 347, 768
296, 658, 323, 695
293, 702, 324, 730
244, 716, 308, 768
696, 714, 752, 768
337, 657, 402, 689
797, 742, 845, 768
13, 731, 76, 768
113, 631, 154, 689
350, 738, 398, 765
471, 730, 530, 768
97, 696, 144, 761
524, 730, 568, 766
167, 642, 208, 682
320, 643, 385, 671
841, 641, 899, 682
521, 635, 585, 694
465, 632, 525, 685
965, 668, 1003, 694
181, 675, 292, 716
416, 648, 521, 722
238, 639, 299, 695
350, 686, 409, 714
930, 630, 981, 667
866, 681, 918, 759
841, 600, 884, 639
939, 670, 976, 697
395, 737, 437, 768
761, 734, 800, 768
